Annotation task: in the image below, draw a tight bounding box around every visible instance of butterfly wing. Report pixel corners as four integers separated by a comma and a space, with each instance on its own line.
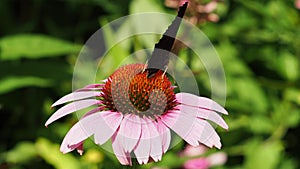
146, 2, 188, 78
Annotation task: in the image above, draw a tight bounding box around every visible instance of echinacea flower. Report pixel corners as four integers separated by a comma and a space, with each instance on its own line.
45, 63, 228, 165
45, 2, 228, 166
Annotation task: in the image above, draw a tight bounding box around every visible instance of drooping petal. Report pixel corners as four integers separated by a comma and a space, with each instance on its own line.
191, 119, 221, 149
112, 132, 132, 165
176, 104, 228, 130
51, 91, 99, 107
133, 118, 151, 164
118, 114, 141, 152
160, 110, 222, 148
156, 118, 171, 153
60, 113, 103, 153
145, 118, 163, 162
176, 93, 228, 115
94, 111, 123, 145
160, 110, 197, 146
45, 99, 100, 126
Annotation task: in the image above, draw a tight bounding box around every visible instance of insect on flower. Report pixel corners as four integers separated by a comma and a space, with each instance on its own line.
45, 2, 228, 165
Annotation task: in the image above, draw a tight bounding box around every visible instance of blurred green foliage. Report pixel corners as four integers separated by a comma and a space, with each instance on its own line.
1, 0, 300, 169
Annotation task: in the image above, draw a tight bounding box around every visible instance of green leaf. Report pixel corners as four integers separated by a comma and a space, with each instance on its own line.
0, 76, 52, 94
0, 34, 81, 60
248, 115, 274, 134
35, 138, 81, 169
227, 77, 268, 113
130, 0, 170, 49
130, 0, 164, 14
277, 51, 299, 81
284, 88, 300, 105
244, 139, 283, 169
0, 60, 71, 94
5, 142, 37, 164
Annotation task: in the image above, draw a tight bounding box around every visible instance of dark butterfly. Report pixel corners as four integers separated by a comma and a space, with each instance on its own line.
146, 2, 188, 78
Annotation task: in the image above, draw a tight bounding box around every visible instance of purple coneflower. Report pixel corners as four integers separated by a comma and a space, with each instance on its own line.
45, 63, 228, 165
45, 2, 228, 165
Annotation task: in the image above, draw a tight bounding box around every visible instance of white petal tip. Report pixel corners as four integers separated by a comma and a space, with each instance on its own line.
77, 150, 83, 156
222, 110, 229, 115
45, 122, 50, 127
51, 104, 57, 108
60, 149, 69, 154
137, 158, 149, 165
152, 157, 161, 162
214, 142, 222, 149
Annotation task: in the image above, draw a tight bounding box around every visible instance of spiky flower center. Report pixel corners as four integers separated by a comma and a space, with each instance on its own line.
100, 64, 177, 117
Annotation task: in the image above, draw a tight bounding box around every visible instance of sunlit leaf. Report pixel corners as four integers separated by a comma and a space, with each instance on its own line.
5, 142, 36, 164
35, 138, 81, 169
0, 76, 52, 94
0, 34, 81, 60
244, 139, 283, 169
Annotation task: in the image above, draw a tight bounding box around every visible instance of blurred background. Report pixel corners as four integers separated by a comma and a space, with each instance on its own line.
1, 0, 300, 169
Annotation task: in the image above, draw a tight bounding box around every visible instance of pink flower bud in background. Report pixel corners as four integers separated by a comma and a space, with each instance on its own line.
206, 152, 227, 166
207, 13, 219, 22
183, 158, 210, 169
295, 0, 300, 9
183, 152, 227, 169
180, 145, 208, 157
165, 0, 221, 24
197, 1, 218, 13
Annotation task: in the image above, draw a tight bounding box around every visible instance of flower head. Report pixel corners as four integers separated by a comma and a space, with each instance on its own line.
45, 1, 228, 166
45, 63, 228, 165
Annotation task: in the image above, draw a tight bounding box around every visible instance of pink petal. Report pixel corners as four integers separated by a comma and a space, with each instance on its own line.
112, 132, 132, 165
181, 117, 221, 149
60, 113, 103, 153
194, 119, 221, 149
161, 110, 198, 146
94, 111, 123, 145
45, 99, 99, 126
160, 110, 222, 148
63, 141, 83, 154
176, 93, 228, 115
176, 105, 228, 130
133, 118, 151, 164
51, 91, 99, 107
145, 118, 163, 162
75, 88, 102, 92
156, 118, 171, 153
118, 114, 141, 152
75, 83, 104, 92
81, 106, 105, 119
